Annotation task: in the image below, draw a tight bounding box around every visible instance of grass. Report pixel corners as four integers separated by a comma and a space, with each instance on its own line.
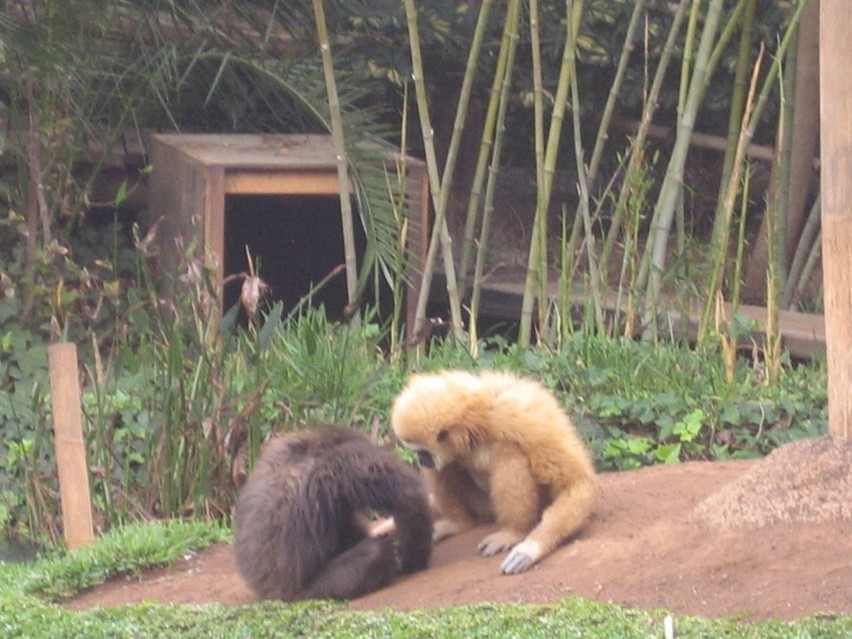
0, 521, 849, 638
22, 520, 231, 601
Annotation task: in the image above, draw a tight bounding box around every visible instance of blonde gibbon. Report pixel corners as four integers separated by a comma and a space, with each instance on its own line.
391, 369, 597, 574
233, 426, 433, 600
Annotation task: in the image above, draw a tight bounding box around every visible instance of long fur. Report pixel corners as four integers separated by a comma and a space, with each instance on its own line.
391, 369, 597, 574
233, 426, 433, 600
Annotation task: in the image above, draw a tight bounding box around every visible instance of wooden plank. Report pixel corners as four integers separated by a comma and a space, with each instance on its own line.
150, 133, 340, 169
48, 343, 95, 550
224, 170, 341, 195
820, 0, 852, 439
433, 272, 826, 360
205, 166, 226, 290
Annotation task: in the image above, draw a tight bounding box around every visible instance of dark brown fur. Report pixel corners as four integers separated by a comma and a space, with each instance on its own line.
233, 426, 433, 601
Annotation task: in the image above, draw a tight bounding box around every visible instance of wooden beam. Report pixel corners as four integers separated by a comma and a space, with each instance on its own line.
820, 0, 852, 440
48, 343, 95, 550
224, 170, 341, 195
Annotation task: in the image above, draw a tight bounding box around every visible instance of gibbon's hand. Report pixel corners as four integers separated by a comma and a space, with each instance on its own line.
500, 540, 541, 574
477, 530, 524, 556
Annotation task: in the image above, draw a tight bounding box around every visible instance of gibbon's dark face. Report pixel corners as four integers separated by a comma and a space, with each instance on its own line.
415, 449, 435, 469
398, 439, 443, 469
400, 427, 457, 470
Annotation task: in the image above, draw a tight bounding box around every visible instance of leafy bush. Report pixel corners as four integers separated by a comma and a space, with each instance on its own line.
418, 333, 827, 471
545, 335, 828, 470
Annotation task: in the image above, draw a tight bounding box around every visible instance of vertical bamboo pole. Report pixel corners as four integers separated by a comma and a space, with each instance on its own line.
819, 0, 852, 440
48, 342, 95, 549
404, 0, 465, 341
312, 0, 360, 327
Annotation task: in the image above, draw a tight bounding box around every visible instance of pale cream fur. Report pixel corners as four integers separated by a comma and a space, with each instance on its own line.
391, 369, 598, 574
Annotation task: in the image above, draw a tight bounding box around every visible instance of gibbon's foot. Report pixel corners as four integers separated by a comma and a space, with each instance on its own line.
369, 517, 397, 537
500, 540, 542, 574
477, 530, 525, 556
305, 536, 401, 600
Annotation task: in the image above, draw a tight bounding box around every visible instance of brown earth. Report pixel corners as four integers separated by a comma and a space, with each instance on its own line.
66, 437, 852, 622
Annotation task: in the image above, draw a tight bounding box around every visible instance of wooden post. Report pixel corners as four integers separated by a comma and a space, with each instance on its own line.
819, 0, 852, 440
47, 343, 95, 549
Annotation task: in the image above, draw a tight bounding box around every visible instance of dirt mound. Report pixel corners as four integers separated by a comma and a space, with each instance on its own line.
692, 436, 852, 530
66, 442, 852, 622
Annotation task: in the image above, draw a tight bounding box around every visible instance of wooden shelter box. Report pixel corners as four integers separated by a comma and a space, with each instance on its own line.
146, 133, 429, 329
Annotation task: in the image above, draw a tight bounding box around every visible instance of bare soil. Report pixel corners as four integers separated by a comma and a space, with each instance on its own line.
66, 437, 852, 622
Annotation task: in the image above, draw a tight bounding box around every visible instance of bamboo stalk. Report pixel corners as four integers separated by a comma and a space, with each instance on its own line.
469, 0, 521, 350
529, 0, 545, 207
639, 0, 754, 327
404, 0, 465, 340
519, 0, 583, 346
698, 45, 764, 342
704, 0, 751, 87
711, 0, 758, 249
529, 0, 550, 342
452, 0, 495, 289
568, 0, 647, 336
730, 162, 751, 312
696, 0, 810, 339
588, 0, 646, 188
643, 0, 725, 334
791, 228, 821, 309
679, 0, 702, 114
747, 0, 820, 301
311, 0, 359, 327
602, 0, 688, 280
783, 192, 821, 308
569, 38, 604, 331
765, 172, 782, 386
764, 26, 800, 382
458, 11, 514, 297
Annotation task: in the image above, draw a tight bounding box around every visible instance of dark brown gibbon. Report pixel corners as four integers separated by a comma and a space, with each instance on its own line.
391, 369, 598, 575
233, 426, 433, 601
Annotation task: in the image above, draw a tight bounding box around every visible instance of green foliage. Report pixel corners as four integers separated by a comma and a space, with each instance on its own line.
3, 593, 845, 639
416, 333, 827, 472
260, 306, 389, 427
0, 327, 52, 540
546, 334, 828, 470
